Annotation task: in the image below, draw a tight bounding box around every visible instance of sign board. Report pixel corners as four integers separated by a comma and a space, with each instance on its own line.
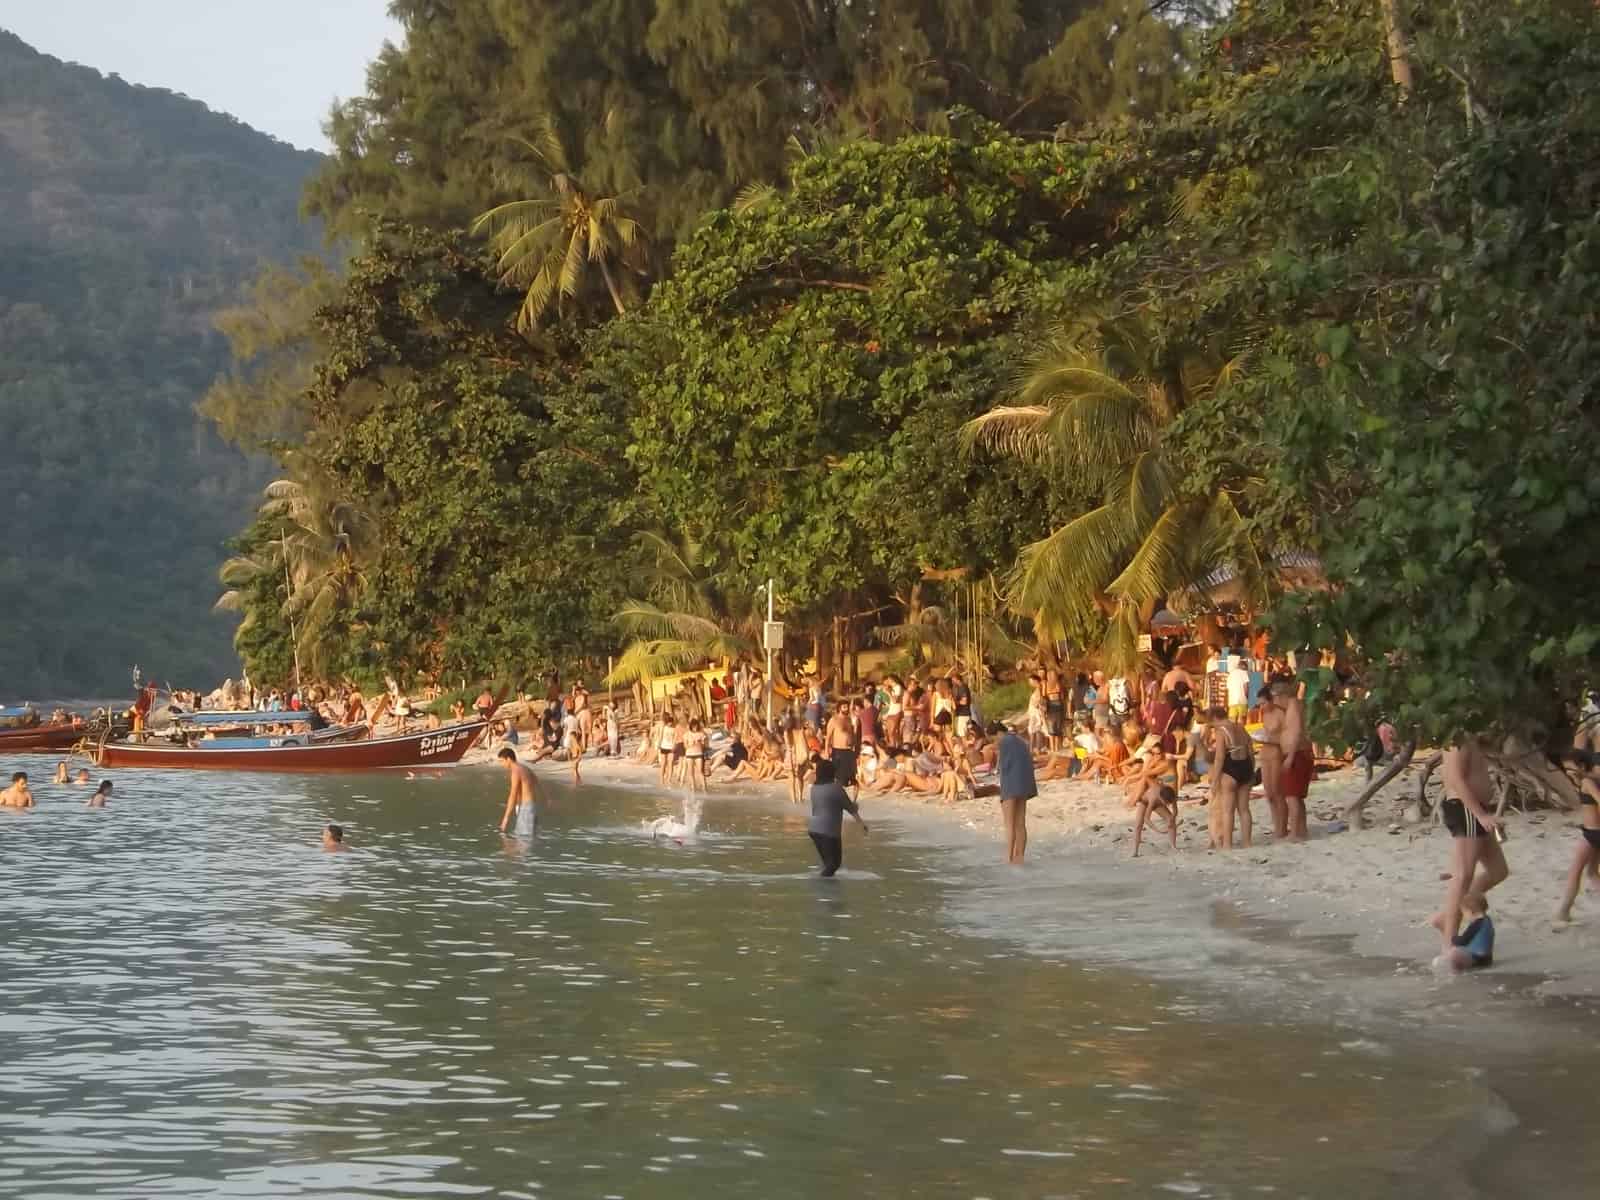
1137, 634, 1153, 652
763, 621, 785, 652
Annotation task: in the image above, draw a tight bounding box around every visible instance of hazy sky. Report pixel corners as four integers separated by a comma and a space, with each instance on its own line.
3, 0, 402, 150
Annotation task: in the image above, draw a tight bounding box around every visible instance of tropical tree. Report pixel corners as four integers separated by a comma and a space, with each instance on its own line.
606, 530, 757, 688
964, 321, 1254, 670
471, 118, 651, 330
215, 472, 378, 681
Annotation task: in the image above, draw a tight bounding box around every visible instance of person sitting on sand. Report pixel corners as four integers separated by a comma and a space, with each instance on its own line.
52, 760, 69, 785
321, 823, 350, 852
1132, 782, 1179, 858
85, 780, 112, 808
1555, 749, 1600, 924
1037, 746, 1079, 782
1436, 893, 1494, 971
1, 772, 35, 808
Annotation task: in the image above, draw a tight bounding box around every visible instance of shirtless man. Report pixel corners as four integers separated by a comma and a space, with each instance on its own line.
825, 703, 859, 801
497, 746, 542, 836
1431, 737, 1509, 958
1273, 681, 1313, 841
1257, 685, 1287, 838
0, 772, 33, 809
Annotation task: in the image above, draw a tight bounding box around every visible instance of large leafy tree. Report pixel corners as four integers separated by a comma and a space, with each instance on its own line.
621, 128, 1126, 644
307, 0, 1206, 245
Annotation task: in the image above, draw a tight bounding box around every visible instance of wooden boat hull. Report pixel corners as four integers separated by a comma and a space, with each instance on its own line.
95, 722, 487, 772
0, 720, 85, 753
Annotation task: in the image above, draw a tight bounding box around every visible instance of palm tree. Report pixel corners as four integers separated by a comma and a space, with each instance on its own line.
964, 322, 1255, 672
215, 471, 378, 679
471, 116, 650, 330
605, 530, 757, 689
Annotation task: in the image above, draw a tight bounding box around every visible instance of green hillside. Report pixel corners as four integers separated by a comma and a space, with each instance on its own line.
0, 29, 321, 696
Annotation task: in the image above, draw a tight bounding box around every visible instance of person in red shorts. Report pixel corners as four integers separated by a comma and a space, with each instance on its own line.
1272, 682, 1313, 841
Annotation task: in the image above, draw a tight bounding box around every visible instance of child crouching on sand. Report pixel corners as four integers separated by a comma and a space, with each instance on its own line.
1435, 894, 1495, 972
1132, 782, 1179, 858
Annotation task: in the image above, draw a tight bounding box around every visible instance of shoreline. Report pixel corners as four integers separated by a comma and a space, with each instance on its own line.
483, 737, 1600, 1012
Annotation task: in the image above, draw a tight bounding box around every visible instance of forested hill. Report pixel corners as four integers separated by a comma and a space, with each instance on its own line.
0, 29, 321, 696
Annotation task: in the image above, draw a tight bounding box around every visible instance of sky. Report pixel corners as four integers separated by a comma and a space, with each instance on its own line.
3, 0, 402, 151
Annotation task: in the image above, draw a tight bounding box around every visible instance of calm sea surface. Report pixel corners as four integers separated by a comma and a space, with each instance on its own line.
1, 762, 1595, 1198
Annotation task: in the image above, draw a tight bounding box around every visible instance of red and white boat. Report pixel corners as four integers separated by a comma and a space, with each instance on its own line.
94, 720, 487, 772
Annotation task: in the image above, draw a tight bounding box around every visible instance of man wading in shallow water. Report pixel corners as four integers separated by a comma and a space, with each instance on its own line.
807, 759, 868, 878
498, 747, 542, 837
1431, 737, 1509, 960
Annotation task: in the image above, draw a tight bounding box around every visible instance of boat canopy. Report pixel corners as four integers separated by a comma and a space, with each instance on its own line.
173, 710, 317, 727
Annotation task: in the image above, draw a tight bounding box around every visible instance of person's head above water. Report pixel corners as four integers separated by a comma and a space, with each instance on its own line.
11, 771, 27, 784
497, 747, 518, 764
322, 823, 346, 850
94, 780, 112, 796
74, 768, 91, 783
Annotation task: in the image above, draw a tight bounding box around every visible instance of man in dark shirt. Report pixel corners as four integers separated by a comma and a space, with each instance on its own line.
808, 759, 868, 877
996, 723, 1038, 865
951, 671, 973, 738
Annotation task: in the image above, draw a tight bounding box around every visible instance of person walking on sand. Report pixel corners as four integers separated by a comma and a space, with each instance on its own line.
996, 722, 1037, 865
1430, 738, 1509, 958
498, 746, 543, 837
1554, 749, 1600, 924
807, 759, 868, 878
85, 780, 113, 808
561, 707, 584, 786
1206, 706, 1254, 849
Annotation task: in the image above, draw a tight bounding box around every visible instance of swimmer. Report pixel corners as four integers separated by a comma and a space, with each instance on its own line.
321, 823, 349, 852
0, 772, 33, 809
73, 768, 91, 785
85, 780, 113, 808
52, 760, 69, 784
497, 746, 541, 836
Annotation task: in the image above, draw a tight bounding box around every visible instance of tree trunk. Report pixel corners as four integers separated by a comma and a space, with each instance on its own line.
1345, 740, 1416, 819
599, 257, 627, 316
1379, 0, 1414, 99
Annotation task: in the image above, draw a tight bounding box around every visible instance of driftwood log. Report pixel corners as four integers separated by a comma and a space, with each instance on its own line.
1344, 741, 1417, 819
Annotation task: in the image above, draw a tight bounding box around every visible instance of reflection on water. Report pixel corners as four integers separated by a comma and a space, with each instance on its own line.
0, 765, 1592, 1197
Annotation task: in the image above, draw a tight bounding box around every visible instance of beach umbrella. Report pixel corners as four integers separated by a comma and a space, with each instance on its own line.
1149, 607, 1188, 634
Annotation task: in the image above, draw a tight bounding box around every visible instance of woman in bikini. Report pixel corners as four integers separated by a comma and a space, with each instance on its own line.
1207, 705, 1256, 850
657, 716, 678, 787
1556, 749, 1600, 923
1043, 670, 1065, 756
683, 718, 708, 793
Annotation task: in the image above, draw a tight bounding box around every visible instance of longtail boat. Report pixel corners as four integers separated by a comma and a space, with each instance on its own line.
0, 717, 86, 753
94, 720, 487, 772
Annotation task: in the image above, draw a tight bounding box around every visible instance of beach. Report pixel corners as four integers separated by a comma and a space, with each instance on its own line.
500, 738, 1600, 1005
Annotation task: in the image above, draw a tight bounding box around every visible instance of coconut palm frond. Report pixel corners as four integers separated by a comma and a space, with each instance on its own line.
1120, 449, 1177, 530
213, 588, 247, 614
1008, 503, 1140, 620
982, 618, 1035, 667
1099, 600, 1144, 677
1104, 502, 1198, 606
613, 601, 729, 644
733, 182, 779, 215
960, 404, 1054, 462
605, 639, 707, 687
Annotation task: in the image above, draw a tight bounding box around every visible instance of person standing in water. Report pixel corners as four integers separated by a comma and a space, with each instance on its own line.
1, 772, 34, 808
85, 780, 113, 808
996, 722, 1037, 865
52, 761, 69, 784
497, 747, 542, 836
807, 759, 868, 878
321, 823, 349, 852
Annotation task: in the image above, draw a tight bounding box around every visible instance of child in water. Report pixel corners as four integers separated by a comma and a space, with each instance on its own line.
1436, 893, 1494, 972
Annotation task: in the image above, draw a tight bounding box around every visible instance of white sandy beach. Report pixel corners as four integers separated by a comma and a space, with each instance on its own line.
484, 738, 1600, 1001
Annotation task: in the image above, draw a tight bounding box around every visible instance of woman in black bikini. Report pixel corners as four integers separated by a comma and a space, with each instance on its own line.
1206, 705, 1255, 850
1044, 669, 1066, 755
1556, 749, 1600, 923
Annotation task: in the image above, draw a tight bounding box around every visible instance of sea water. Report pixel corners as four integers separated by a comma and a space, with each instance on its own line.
0, 765, 1595, 1198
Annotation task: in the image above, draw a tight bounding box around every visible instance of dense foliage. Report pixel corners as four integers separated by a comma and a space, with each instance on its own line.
0, 31, 321, 696
201, 0, 1600, 746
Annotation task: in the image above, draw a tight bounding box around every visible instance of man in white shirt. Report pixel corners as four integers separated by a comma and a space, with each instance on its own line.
1227, 656, 1252, 722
